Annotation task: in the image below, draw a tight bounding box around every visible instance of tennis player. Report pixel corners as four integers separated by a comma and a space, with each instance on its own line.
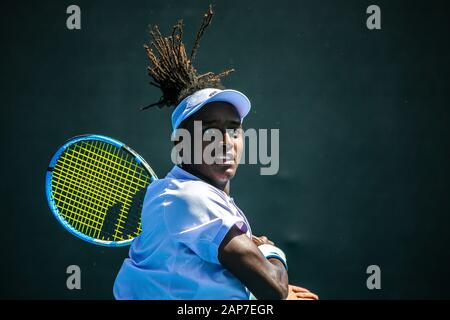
113, 6, 318, 300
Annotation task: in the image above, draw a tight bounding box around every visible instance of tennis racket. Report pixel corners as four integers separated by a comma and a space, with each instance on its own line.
45, 134, 158, 247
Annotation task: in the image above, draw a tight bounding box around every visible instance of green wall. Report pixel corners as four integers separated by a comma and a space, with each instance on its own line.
1, 0, 449, 299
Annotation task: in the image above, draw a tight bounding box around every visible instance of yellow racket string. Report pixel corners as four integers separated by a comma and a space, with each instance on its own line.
51, 140, 151, 241
53, 141, 146, 239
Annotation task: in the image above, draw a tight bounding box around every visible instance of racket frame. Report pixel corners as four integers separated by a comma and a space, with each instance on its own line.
45, 134, 157, 247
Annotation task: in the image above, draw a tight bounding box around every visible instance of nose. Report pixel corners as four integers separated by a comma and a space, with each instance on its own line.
221, 130, 234, 153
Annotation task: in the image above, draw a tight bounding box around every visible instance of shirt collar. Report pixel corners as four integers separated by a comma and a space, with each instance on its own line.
166, 165, 201, 181
166, 165, 232, 200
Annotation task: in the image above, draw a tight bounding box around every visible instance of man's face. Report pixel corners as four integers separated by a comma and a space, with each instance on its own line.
181, 101, 244, 187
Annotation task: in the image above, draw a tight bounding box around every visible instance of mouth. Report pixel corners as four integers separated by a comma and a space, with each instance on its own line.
214, 153, 235, 165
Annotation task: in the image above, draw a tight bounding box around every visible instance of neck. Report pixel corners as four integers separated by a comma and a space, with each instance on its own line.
181, 165, 230, 195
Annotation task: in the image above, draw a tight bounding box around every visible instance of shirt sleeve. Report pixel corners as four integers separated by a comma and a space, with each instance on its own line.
163, 183, 248, 264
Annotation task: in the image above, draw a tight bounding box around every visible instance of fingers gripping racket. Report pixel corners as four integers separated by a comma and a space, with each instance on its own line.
45, 135, 158, 247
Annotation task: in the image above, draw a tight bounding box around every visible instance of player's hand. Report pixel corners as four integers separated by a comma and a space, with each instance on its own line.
286, 285, 319, 300
252, 235, 275, 246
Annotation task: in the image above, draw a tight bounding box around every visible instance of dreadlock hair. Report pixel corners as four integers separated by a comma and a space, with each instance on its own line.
141, 4, 234, 111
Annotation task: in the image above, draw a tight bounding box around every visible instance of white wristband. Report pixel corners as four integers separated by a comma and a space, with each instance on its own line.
258, 244, 288, 270
248, 244, 289, 300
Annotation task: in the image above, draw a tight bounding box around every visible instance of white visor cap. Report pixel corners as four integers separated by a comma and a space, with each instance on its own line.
171, 88, 251, 138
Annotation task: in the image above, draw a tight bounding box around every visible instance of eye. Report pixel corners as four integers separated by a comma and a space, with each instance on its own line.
203, 128, 221, 139
203, 127, 212, 134
229, 128, 242, 138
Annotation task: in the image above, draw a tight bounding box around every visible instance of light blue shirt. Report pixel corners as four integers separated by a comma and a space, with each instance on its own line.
113, 165, 253, 299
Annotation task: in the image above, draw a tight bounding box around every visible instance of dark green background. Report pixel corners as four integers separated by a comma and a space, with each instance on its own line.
1, 0, 449, 299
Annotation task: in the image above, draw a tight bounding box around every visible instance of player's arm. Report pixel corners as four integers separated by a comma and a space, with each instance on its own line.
218, 225, 289, 300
